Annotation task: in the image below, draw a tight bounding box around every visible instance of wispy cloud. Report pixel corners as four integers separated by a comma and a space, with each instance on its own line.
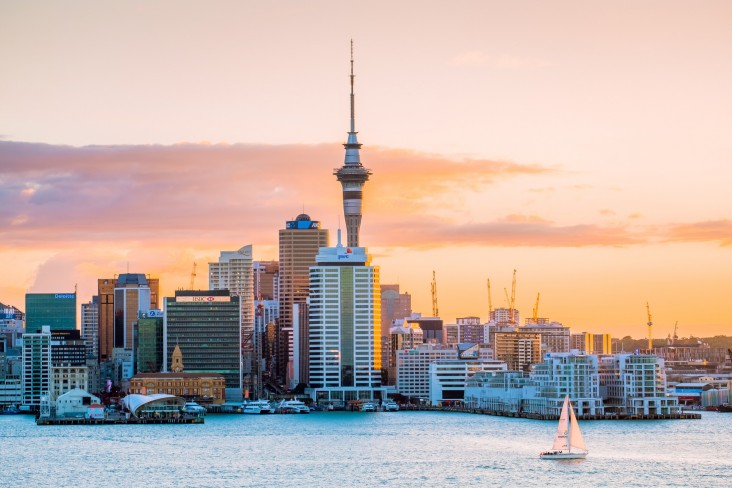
664, 220, 732, 246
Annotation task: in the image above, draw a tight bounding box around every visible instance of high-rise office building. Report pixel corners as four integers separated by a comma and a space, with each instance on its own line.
164, 290, 242, 397
21, 326, 52, 410
308, 232, 381, 403
278, 214, 329, 385
334, 42, 371, 248
209, 245, 254, 387
24, 293, 76, 333
97, 275, 159, 363
81, 297, 99, 361
136, 311, 164, 373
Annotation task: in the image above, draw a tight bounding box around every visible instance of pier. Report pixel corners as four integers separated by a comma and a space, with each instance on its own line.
397, 404, 702, 420
36, 416, 204, 426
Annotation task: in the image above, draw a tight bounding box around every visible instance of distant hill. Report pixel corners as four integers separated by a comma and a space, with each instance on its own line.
615, 335, 732, 352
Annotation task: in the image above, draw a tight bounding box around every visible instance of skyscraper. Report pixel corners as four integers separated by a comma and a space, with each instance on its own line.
208, 245, 254, 390
24, 293, 76, 333
334, 42, 371, 248
81, 297, 99, 361
278, 214, 329, 385
308, 231, 382, 403
164, 290, 242, 397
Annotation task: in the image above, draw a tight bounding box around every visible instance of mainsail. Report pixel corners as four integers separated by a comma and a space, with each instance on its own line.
568, 402, 587, 452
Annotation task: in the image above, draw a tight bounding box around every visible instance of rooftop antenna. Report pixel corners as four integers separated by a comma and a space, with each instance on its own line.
350, 39, 355, 134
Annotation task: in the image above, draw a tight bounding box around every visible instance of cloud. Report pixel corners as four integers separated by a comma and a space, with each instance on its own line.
0, 141, 544, 250
664, 220, 732, 246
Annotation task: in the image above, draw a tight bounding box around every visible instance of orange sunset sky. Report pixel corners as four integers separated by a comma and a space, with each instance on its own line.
1, 1, 730, 338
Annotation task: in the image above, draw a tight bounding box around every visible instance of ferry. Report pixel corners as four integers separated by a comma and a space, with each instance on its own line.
383, 400, 400, 412
276, 399, 310, 414
182, 402, 207, 416
242, 400, 274, 414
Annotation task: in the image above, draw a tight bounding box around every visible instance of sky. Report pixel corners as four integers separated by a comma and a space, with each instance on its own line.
1, 1, 731, 338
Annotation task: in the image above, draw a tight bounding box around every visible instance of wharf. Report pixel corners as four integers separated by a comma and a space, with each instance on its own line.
399, 405, 702, 420
36, 416, 204, 426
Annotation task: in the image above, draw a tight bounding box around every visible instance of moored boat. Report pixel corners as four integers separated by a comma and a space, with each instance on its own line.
718, 403, 732, 412
276, 399, 310, 414
242, 400, 274, 414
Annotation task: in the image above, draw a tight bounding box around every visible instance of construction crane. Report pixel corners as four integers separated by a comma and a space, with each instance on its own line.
532, 292, 541, 323
509, 269, 517, 324
487, 279, 493, 319
190, 262, 197, 290
431, 270, 439, 318
673, 321, 679, 342
646, 302, 653, 351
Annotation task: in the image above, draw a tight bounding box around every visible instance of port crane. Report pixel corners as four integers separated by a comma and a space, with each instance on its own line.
646, 302, 653, 351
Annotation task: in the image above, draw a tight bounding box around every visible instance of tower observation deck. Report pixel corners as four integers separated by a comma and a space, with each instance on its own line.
334, 41, 371, 248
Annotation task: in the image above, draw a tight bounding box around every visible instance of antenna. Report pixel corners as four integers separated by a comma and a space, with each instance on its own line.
350, 39, 356, 133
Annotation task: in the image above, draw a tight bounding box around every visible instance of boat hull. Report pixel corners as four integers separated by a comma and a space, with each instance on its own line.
717, 403, 732, 412
540, 451, 588, 460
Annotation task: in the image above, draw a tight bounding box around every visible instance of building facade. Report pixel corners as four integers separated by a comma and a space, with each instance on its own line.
308, 236, 382, 403
278, 215, 329, 385
164, 290, 242, 397
81, 297, 99, 361
129, 372, 227, 404
494, 332, 542, 372
25, 293, 76, 333
22, 326, 52, 410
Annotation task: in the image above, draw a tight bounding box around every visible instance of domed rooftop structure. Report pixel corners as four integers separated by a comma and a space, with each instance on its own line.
121, 394, 185, 418
295, 213, 311, 221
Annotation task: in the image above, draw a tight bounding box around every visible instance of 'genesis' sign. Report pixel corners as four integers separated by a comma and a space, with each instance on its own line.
54, 294, 75, 299
176, 296, 230, 303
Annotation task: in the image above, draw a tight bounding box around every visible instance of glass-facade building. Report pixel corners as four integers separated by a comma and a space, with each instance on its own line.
164, 290, 241, 394
24, 293, 76, 333
136, 314, 164, 373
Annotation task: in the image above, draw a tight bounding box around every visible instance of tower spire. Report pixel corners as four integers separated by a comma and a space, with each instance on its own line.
334, 40, 371, 248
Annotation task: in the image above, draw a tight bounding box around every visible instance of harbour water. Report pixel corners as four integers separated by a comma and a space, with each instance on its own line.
2, 411, 729, 487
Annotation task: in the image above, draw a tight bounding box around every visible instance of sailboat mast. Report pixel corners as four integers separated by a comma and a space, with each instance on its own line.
566, 398, 572, 453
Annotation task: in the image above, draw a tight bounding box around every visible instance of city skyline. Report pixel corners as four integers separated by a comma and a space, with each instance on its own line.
1, 2, 731, 337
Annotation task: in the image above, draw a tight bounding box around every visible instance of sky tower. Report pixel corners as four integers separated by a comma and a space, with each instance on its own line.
334, 41, 371, 248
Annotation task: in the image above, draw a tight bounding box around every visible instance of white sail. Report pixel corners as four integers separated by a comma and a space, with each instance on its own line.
568, 403, 587, 452
551, 396, 570, 451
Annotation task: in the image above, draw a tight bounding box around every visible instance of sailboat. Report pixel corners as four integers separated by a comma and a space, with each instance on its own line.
540, 395, 588, 459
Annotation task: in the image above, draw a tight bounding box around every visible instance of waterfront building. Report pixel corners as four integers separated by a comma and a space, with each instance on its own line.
136, 311, 164, 373
307, 231, 382, 405
428, 350, 507, 405
0, 376, 22, 407
97, 278, 115, 362
21, 326, 52, 410
209, 245, 255, 389
396, 343, 494, 401
129, 372, 226, 404
24, 293, 76, 333
334, 42, 371, 248
599, 353, 679, 415
81, 297, 99, 361
278, 214, 328, 386
494, 332, 542, 372
464, 370, 540, 413
55, 388, 101, 418
164, 290, 242, 398
529, 352, 603, 415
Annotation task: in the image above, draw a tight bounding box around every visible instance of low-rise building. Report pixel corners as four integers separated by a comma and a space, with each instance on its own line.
55, 388, 101, 418
129, 372, 227, 404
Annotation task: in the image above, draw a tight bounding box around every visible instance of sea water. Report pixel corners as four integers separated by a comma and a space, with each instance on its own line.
1, 411, 729, 487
